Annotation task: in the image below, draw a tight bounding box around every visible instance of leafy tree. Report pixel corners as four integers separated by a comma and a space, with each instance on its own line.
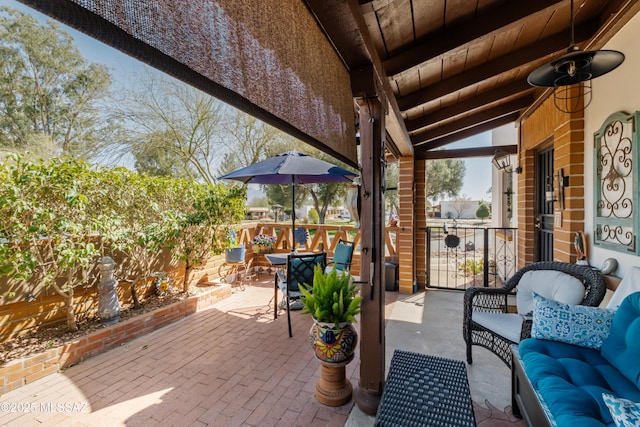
426, 159, 466, 202
131, 130, 186, 177
450, 196, 473, 219
0, 155, 101, 331
308, 182, 347, 223
217, 109, 293, 176
476, 202, 491, 223
249, 195, 270, 208
168, 183, 246, 291
95, 168, 179, 307
265, 183, 306, 219
385, 161, 399, 219
0, 6, 114, 159
297, 146, 354, 224
120, 71, 228, 184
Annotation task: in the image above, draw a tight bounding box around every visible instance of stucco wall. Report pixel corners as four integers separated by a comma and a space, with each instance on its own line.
491, 124, 518, 228
584, 11, 640, 279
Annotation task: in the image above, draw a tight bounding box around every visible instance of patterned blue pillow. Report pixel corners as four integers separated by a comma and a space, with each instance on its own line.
531, 293, 615, 349
603, 393, 640, 427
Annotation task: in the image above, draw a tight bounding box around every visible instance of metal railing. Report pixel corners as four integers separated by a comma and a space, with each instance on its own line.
425, 225, 517, 290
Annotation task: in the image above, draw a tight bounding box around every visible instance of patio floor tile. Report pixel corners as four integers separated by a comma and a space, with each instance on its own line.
0, 272, 514, 426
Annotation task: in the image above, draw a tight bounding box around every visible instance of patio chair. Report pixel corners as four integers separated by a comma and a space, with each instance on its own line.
463, 261, 606, 367
275, 252, 327, 337
325, 239, 354, 274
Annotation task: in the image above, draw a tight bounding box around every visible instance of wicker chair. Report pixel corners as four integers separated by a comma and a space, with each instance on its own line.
463, 262, 606, 367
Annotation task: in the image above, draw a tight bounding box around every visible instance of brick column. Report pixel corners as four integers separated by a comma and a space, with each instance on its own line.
397, 157, 416, 293
552, 119, 585, 262
517, 149, 536, 268
520, 92, 585, 266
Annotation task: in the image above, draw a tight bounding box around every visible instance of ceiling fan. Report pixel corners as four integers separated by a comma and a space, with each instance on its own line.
527, 0, 625, 113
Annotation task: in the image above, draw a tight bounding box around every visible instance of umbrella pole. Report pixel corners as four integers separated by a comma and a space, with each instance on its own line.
291, 177, 296, 252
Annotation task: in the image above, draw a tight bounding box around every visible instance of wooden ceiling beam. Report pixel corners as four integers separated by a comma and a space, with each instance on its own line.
384, 0, 564, 77
411, 97, 531, 145
397, 20, 598, 112
341, 0, 414, 156
414, 114, 521, 152
405, 80, 533, 132
416, 145, 518, 161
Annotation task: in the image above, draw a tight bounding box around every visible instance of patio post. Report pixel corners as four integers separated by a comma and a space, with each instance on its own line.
352, 92, 386, 415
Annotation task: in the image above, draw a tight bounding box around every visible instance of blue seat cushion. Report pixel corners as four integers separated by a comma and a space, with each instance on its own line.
601, 292, 640, 389
332, 243, 352, 271
519, 338, 640, 426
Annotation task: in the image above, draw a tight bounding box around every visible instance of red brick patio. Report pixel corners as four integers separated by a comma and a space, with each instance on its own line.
0, 273, 372, 426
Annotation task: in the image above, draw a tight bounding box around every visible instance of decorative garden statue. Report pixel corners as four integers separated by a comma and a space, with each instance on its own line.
98, 256, 120, 325
574, 231, 588, 265
346, 183, 360, 228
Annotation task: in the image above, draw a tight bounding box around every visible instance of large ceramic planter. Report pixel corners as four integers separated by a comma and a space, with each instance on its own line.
224, 246, 245, 263
309, 319, 359, 406
309, 320, 358, 363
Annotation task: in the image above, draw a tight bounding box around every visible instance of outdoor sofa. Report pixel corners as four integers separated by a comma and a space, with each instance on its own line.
512, 267, 640, 427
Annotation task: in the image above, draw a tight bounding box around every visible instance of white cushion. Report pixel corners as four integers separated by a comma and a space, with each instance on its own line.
516, 270, 585, 315
473, 312, 524, 343
607, 266, 640, 310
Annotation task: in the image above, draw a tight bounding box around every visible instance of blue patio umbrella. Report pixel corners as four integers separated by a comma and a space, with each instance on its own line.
218, 151, 357, 245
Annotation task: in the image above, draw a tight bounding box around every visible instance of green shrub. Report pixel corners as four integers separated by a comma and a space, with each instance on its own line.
308, 208, 319, 224
460, 259, 483, 275
476, 202, 490, 222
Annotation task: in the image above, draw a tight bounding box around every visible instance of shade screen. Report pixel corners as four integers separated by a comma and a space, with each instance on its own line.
19, 0, 357, 165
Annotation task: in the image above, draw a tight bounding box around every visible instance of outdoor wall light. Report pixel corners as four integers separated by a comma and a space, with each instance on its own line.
492, 149, 512, 172
527, 0, 624, 113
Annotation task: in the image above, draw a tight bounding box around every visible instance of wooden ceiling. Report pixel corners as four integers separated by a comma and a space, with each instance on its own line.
305, 0, 640, 158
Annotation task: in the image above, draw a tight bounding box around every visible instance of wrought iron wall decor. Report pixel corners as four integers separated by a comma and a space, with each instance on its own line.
593, 111, 639, 255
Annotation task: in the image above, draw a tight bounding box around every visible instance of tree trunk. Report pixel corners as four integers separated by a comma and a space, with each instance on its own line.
183, 261, 193, 293
51, 282, 78, 332
62, 291, 78, 332
130, 276, 142, 309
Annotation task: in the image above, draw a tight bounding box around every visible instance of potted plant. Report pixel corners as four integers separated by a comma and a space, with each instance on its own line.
299, 265, 362, 406
251, 233, 277, 254
224, 229, 245, 263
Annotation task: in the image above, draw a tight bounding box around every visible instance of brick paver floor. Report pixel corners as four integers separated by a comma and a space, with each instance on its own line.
0, 273, 364, 426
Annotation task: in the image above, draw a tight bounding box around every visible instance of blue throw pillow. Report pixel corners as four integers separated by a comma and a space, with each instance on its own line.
603, 394, 640, 427
531, 293, 615, 349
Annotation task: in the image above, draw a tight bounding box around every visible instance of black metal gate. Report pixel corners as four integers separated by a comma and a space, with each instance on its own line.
426, 225, 518, 290
536, 147, 554, 261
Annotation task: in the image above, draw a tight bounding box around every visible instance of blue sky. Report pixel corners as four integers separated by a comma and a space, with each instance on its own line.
446, 133, 493, 201
2, 0, 493, 201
